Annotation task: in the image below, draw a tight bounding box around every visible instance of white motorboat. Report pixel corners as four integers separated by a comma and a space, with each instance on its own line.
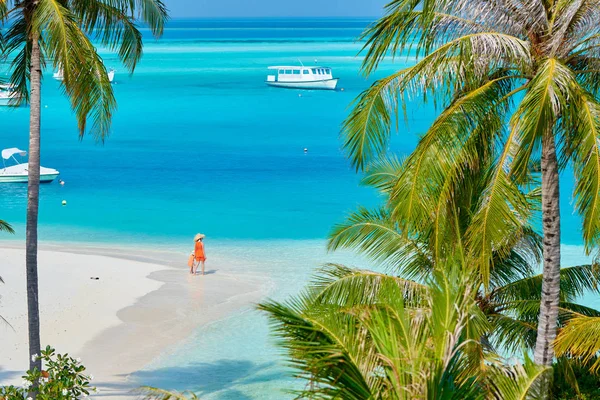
53, 68, 115, 83
0, 148, 60, 183
0, 84, 21, 106
266, 65, 339, 90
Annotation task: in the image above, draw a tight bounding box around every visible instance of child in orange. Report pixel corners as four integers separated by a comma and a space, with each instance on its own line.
192, 233, 206, 275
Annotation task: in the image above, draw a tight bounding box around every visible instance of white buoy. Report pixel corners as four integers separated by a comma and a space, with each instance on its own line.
304, 148, 308, 153
61, 200, 67, 206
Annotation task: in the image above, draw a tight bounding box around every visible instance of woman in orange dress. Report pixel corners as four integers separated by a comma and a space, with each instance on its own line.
193, 233, 206, 275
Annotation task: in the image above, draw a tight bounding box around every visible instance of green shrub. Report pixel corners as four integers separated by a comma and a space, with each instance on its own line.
553, 359, 600, 400
0, 346, 95, 399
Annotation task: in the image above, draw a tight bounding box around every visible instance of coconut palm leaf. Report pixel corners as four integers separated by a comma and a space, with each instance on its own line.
70, 0, 167, 71
386, 81, 511, 237
555, 315, 600, 372
561, 90, 600, 252
0, 220, 13, 234
487, 353, 553, 400
31, 0, 115, 138
488, 314, 538, 354
258, 300, 378, 399
509, 58, 577, 181
328, 207, 433, 279
358, 0, 534, 74
308, 263, 428, 308
464, 159, 530, 289
492, 264, 600, 304
361, 155, 405, 194
342, 32, 531, 170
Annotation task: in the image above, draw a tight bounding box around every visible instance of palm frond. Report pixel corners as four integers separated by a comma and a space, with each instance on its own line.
258, 299, 378, 399
555, 316, 600, 372
70, 0, 143, 72
0, 219, 14, 234
4, 13, 33, 105
133, 0, 168, 37
359, 0, 533, 74
488, 314, 538, 353
487, 353, 553, 400
561, 90, 600, 252
493, 264, 600, 304
327, 207, 433, 279
342, 32, 531, 170
361, 155, 405, 194
308, 263, 428, 308
510, 58, 576, 180
465, 154, 530, 290
32, 0, 116, 139
70, 0, 167, 72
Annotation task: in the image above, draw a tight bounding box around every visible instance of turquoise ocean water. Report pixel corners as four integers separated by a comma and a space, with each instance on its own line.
0, 18, 597, 398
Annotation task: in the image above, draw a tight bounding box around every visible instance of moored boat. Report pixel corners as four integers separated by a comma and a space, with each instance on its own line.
266, 65, 338, 90
0, 148, 60, 183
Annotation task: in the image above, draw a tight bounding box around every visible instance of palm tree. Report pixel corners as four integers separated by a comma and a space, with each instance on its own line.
255, 146, 598, 398
260, 260, 553, 399
342, 0, 600, 367
0, 0, 168, 372
315, 159, 598, 359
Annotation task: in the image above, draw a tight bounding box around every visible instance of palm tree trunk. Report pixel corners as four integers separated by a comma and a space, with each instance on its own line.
26, 36, 42, 374
534, 132, 561, 367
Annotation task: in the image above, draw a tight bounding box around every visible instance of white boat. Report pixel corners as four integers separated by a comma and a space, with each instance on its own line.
0, 84, 21, 106
0, 148, 60, 183
53, 68, 115, 83
266, 65, 338, 90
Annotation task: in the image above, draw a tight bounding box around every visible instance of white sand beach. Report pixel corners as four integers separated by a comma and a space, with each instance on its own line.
0, 244, 267, 399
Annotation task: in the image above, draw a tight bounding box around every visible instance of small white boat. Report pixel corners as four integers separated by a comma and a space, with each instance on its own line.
0, 148, 60, 183
266, 65, 339, 90
53, 68, 115, 83
0, 84, 21, 106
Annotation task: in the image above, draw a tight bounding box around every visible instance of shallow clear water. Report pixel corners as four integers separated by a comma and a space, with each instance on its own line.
0, 18, 596, 398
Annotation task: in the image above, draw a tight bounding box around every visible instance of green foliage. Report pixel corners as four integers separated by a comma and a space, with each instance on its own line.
0, 220, 13, 234
0, 345, 95, 399
259, 261, 553, 399
556, 315, 600, 372
553, 359, 600, 400
1, 0, 168, 138
341, 0, 600, 254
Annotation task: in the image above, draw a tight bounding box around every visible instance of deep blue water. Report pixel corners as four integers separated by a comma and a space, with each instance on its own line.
0, 18, 587, 246
0, 18, 595, 398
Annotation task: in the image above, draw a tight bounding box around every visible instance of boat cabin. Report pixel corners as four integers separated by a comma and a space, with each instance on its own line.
267, 66, 333, 82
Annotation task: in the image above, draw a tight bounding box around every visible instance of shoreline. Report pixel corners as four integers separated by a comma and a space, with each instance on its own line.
0, 242, 269, 399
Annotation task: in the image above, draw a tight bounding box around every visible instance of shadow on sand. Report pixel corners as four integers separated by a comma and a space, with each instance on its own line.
109, 359, 292, 399
0, 368, 22, 383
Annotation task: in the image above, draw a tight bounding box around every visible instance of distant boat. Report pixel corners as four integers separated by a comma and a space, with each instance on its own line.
0, 84, 21, 106
53, 68, 115, 83
0, 148, 59, 183
266, 65, 339, 90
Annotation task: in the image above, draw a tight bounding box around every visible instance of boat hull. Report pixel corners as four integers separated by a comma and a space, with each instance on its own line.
266, 78, 338, 90
0, 163, 60, 183
0, 172, 59, 183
